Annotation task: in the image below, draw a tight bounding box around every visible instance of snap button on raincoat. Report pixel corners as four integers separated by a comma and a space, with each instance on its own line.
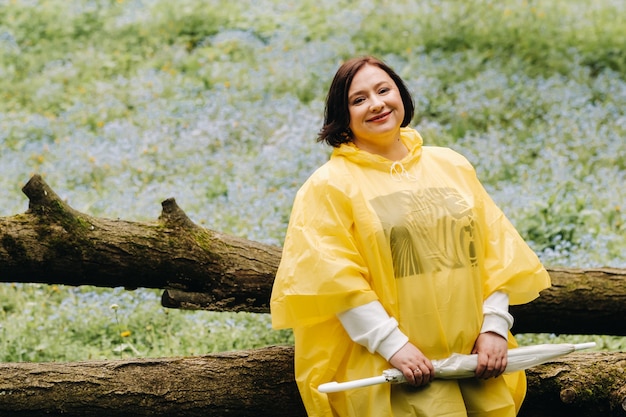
270, 128, 551, 416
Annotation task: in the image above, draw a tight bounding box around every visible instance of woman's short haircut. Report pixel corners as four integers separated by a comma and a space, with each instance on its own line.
318, 56, 415, 147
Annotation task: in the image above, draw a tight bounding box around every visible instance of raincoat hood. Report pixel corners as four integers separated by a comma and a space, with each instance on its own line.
332, 127, 424, 173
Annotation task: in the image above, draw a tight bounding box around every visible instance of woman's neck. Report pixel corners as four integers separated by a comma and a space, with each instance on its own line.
353, 134, 409, 161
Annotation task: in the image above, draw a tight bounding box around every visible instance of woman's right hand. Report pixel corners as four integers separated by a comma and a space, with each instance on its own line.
389, 342, 434, 386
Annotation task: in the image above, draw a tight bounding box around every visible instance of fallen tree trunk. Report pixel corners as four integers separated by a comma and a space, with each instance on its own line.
1, 175, 626, 334
0, 346, 304, 417
0, 174, 281, 312
0, 346, 623, 417
522, 351, 626, 417
165, 267, 626, 336
510, 267, 626, 336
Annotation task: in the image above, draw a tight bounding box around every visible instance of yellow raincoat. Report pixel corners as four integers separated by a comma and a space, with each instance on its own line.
271, 128, 551, 416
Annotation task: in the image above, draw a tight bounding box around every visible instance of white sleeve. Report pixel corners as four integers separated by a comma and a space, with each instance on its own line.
481, 291, 514, 339
337, 301, 409, 361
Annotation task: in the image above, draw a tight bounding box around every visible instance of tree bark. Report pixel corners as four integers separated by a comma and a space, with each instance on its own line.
510, 267, 626, 336
0, 174, 281, 312
0, 346, 623, 417
166, 267, 626, 336
0, 346, 305, 417
1, 175, 626, 334
521, 351, 626, 417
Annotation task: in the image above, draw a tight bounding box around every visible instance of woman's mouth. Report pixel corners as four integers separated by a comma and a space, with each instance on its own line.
367, 111, 391, 123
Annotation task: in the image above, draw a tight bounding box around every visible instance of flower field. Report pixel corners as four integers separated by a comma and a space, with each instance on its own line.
0, 0, 624, 361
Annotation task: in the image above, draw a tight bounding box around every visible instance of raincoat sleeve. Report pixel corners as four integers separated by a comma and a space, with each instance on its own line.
467, 163, 551, 305
270, 171, 379, 329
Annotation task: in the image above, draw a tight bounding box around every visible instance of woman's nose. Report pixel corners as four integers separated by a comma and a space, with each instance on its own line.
370, 98, 384, 111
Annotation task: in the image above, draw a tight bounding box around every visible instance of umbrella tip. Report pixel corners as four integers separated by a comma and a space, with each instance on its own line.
318, 382, 339, 393
573, 342, 596, 351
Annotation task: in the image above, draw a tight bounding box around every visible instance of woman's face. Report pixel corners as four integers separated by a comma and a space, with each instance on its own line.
347, 64, 405, 150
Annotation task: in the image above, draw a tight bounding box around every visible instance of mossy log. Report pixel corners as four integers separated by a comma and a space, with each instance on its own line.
510, 267, 626, 336
0, 347, 623, 417
522, 351, 626, 417
0, 174, 281, 312
1, 175, 626, 336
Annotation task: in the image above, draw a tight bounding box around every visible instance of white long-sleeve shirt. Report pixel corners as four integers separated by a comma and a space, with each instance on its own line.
338, 291, 513, 361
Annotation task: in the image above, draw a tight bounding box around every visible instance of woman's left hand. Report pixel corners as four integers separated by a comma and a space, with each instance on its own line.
471, 332, 508, 379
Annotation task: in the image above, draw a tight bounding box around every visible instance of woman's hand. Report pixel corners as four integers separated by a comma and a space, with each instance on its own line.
472, 331, 508, 379
389, 342, 434, 386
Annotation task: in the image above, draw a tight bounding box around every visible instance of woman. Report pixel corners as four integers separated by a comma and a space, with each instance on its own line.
270, 56, 550, 416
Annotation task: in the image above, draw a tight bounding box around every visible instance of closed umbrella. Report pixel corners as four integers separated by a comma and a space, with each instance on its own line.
318, 342, 596, 393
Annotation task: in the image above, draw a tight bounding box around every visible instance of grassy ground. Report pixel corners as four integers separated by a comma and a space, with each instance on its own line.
0, 0, 624, 361
0, 283, 294, 362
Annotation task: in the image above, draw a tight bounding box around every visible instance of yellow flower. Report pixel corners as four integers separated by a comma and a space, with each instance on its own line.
120, 330, 131, 338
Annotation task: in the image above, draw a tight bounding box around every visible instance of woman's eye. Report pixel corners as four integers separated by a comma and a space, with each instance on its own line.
353, 97, 365, 105
379, 87, 390, 94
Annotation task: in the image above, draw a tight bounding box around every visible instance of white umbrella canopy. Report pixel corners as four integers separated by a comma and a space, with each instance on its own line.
318, 342, 596, 394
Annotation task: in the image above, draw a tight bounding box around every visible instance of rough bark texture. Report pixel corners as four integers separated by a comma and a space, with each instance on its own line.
521, 351, 626, 417
0, 346, 304, 417
0, 175, 280, 312
510, 267, 626, 336
0, 347, 623, 417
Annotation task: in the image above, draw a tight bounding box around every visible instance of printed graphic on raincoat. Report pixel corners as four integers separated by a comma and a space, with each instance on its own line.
270, 128, 551, 416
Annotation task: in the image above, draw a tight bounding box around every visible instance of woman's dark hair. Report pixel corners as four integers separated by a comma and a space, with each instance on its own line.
317, 56, 414, 147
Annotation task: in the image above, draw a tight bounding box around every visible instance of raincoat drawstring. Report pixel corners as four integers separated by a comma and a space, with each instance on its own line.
390, 161, 418, 181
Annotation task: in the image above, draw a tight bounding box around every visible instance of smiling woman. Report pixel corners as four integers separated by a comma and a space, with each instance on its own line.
271, 56, 551, 417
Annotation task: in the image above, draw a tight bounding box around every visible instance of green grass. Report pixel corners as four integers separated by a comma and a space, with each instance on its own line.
0, 283, 293, 362
0, 0, 624, 361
